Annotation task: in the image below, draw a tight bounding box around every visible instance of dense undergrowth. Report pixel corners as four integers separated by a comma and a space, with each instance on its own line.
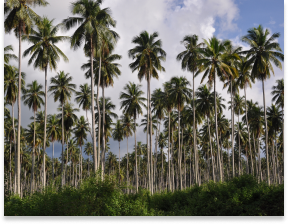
4, 175, 283, 216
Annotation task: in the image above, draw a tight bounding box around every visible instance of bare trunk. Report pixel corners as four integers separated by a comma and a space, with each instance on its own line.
238, 113, 241, 176
119, 141, 121, 183
148, 75, 153, 194
178, 109, 182, 190
193, 71, 198, 184
12, 102, 16, 194
43, 67, 48, 188
52, 141, 54, 181
61, 103, 64, 186
101, 80, 105, 180
208, 117, 215, 181
126, 137, 129, 193
168, 112, 171, 191
231, 81, 235, 178
134, 114, 138, 192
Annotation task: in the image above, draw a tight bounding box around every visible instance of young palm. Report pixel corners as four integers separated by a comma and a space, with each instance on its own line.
22, 80, 44, 192
176, 35, 204, 184
167, 76, 192, 190
128, 31, 166, 194
197, 37, 236, 182
271, 79, 284, 152
47, 114, 61, 182
4, 0, 48, 194
112, 120, 124, 182
84, 142, 93, 176
73, 116, 89, 183
120, 82, 146, 192
63, 0, 118, 174
241, 25, 284, 185
49, 71, 76, 186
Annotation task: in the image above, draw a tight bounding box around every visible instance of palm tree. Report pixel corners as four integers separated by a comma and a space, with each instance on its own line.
4, 67, 25, 194
4, 0, 49, 194
128, 31, 166, 194
176, 34, 204, 184
158, 132, 167, 190
271, 79, 284, 153
167, 76, 192, 190
49, 71, 76, 186
84, 142, 93, 176
241, 25, 284, 185
197, 37, 236, 182
22, 80, 44, 192
22, 17, 69, 188
73, 116, 89, 183
47, 114, 61, 182
4, 45, 18, 72
63, 0, 118, 174
236, 57, 254, 175
112, 120, 124, 182
120, 82, 146, 192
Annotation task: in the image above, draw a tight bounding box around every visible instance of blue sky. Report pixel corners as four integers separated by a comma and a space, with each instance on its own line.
3, 0, 284, 162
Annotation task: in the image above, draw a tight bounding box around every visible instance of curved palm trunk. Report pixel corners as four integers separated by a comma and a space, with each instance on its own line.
90, 39, 97, 173
43, 67, 48, 188
134, 114, 138, 192
231, 81, 235, 178
16, 29, 22, 195
168, 112, 171, 191
262, 79, 270, 185
214, 77, 222, 182
61, 103, 64, 187
207, 116, 215, 182
31, 111, 36, 193
244, 86, 253, 175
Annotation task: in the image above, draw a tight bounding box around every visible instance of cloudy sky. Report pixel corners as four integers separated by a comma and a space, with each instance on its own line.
3, 0, 284, 160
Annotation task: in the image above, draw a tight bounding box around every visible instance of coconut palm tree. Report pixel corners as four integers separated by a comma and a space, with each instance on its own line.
112, 120, 124, 182
271, 79, 284, 153
63, 0, 119, 174
84, 142, 93, 177
197, 37, 237, 182
47, 114, 61, 182
22, 80, 44, 192
241, 25, 284, 185
167, 76, 192, 190
22, 16, 70, 187
128, 31, 166, 194
120, 82, 146, 192
49, 71, 76, 186
176, 34, 204, 184
4, 45, 18, 72
73, 116, 89, 183
158, 132, 167, 190
4, 0, 49, 194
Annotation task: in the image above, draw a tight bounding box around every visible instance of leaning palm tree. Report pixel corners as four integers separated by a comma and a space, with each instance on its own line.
63, 0, 119, 174
23, 16, 69, 188
73, 116, 89, 183
4, 0, 49, 194
22, 80, 44, 192
176, 35, 204, 184
47, 114, 61, 182
119, 82, 146, 192
49, 71, 76, 186
128, 31, 166, 194
112, 120, 124, 182
241, 25, 284, 185
167, 76, 192, 190
197, 37, 236, 182
271, 79, 284, 152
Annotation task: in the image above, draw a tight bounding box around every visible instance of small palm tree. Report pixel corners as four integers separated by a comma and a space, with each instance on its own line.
241, 25, 284, 185
22, 80, 44, 192
49, 71, 76, 186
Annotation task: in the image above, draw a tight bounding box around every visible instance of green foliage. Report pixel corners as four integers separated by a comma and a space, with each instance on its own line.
4, 175, 283, 216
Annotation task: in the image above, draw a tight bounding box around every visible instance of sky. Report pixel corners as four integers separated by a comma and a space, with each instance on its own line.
2, 0, 285, 161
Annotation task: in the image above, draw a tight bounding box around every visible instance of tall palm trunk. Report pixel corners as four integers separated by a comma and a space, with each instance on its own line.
192, 71, 198, 185
126, 137, 129, 193
12, 102, 16, 194
244, 86, 253, 175
118, 141, 121, 183
43, 67, 48, 188
80, 145, 83, 183
61, 103, 64, 186
257, 136, 262, 182
262, 79, 270, 185
178, 108, 182, 190
31, 111, 36, 193
134, 114, 138, 192
207, 116, 215, 181
230, 80, 235, 178
238, 113, 241, 176
16, 29, 22, 195
90, 38, 97, 173
148, 75, 153, 194
168, 112, 171, 191
101, 80, 105, 180
66, 136, 69, 182
214, 77, 222, 182
9, 142, 12, 192
275, 131, 280, 184
52, 141, 54, 181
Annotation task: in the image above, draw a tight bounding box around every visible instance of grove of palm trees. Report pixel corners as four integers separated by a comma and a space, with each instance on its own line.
4, 0, 284, 216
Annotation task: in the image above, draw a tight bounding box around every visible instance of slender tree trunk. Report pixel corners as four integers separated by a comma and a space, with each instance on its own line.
168, 112, 171, 191
61, 103, 64, 186
43, 67, 48, 188
238, 113, 241, 176
192, 71, 198, 185
80, 145, 83, 183
208, 117, 215, 181
148, 76, 153, 194
262, 79, 270, 185
127, 137, 129, 193
9, 142, 12, 192
275, 131, 280, 184
190, 143, 192, 187
134, 114, 138, 192
178, 109, 182, 190
146, 82, 150, 192
66, 136, 69, 183
231, 81, 235, 178
90, 39, 97, 173
30, 111, 36, 193
161, 148, 164, 191
52, 141, 54, 182
101, 81, 105, 180
16, 29, 22, 196
12, 102, 16, 194
119, 141, 121, 183
258, 136, 262, 182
